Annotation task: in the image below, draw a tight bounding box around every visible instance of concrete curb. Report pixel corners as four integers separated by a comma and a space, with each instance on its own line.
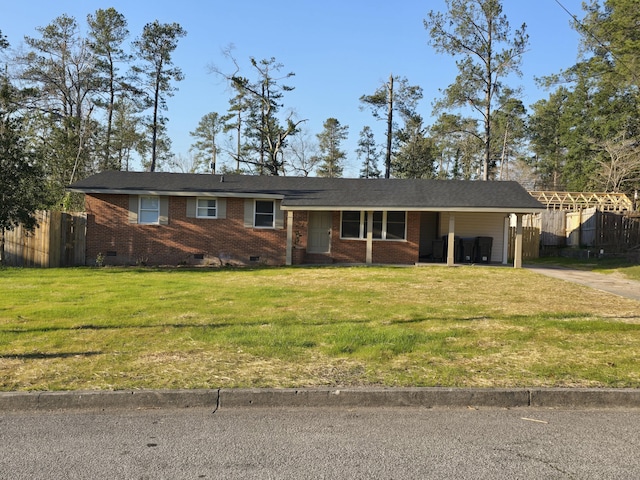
218, 387, 530, 409
0, 389, 219, 412
530, 388, 640, 408
1, 387, 639, 412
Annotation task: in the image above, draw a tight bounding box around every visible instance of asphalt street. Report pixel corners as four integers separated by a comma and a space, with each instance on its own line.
2, 406, 639, 479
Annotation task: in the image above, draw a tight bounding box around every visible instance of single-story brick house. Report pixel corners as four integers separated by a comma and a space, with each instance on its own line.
68, 171, 544, 268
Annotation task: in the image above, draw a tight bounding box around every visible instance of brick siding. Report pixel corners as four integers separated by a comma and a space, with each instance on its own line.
329, 211, 420, 264
85, 194, 290, 266
84, 194, 420, 266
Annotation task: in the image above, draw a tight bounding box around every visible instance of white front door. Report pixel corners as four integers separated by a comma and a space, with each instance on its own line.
308, 211, 332, 254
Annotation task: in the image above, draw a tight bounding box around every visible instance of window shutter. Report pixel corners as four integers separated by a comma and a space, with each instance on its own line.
275, 200, 284, 229
244, 199, 254, 227
159, 196, 169, 225
186, 197, 196, 218
217, 198, 227, 219
128, 195, 138, 223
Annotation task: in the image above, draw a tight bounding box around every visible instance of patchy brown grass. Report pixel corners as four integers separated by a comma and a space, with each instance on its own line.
0, 265, 639, 391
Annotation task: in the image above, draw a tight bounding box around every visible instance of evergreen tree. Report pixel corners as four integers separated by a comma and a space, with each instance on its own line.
533, 60, 640, 191
528, 89, 570, 190
316, 118, 348, 178
132, 21, 186, 172
425, 0, 528, 180
218, 76, 251, 173
575, 0, 640, 193
0, 35, 51, 264
360, 75, 422, 178
18, 14, 98, 197
491, 98, 527, 181
393, 116, 437, 179
357, 126, 381, 178
226, 57, 304, 175
431, 113, 482, 179
190, 112, 228, 173
111, 98, 145, 171
580, 0, 640, 91
87, 7, 135, 171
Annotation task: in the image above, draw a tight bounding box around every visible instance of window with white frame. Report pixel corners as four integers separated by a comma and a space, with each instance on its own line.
196, 198, 217, 218
138, 196, 160, 224
254, 200, 275, 228
341, 211, 363, 238
385, 211, 407, 240
341, 211, 406, 240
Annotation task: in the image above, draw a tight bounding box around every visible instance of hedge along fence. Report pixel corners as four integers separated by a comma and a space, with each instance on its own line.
2, 211, 86, 267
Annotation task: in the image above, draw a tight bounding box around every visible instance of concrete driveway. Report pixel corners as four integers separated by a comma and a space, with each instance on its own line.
525, 265, 640, 301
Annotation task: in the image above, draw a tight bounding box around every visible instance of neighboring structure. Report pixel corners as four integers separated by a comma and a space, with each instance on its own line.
524, 191, 639, 252
529, 191, 634, 212
68, 171, 544, 268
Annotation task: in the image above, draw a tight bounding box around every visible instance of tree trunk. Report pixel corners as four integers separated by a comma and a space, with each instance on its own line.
385, 74, 393, 179
499, 124, 509, 180
483, 17, 493, 181
150, 69, 161, 172
236, 110, 241, 171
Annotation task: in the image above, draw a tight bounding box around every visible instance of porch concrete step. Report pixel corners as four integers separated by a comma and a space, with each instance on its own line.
304, 253, 334, 265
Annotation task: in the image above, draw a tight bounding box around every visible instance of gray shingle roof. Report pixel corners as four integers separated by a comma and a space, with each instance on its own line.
68, 171, 544, 212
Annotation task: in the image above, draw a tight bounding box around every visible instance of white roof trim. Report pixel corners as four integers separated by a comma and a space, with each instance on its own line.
281, 206, 544, 213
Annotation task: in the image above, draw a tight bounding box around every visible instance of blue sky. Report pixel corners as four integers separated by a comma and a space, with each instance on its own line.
3, 0, 585, 175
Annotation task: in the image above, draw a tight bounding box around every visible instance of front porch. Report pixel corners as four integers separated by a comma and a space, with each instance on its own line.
285, 210, 530, 268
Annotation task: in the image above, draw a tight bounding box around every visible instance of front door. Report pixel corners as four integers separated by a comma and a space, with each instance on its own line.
307, 211, 332, 254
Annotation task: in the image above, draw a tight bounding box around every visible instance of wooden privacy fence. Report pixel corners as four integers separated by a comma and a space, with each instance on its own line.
532, 208, 640, 251
596, 212, 640, 251
508, 227, 540, 261
3, 211, 86, 267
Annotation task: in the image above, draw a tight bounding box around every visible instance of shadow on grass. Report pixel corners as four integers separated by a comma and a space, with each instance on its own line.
0, 351, 103, 360
0, 322, 236, 334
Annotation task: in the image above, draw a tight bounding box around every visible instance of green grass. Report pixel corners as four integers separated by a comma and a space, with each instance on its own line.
1, 265, 639, 391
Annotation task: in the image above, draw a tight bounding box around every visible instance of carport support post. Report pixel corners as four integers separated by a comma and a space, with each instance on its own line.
503, 216, 510, 265
366, 211, 373, 264
447, 214, 455, 267
286, 211, 293, 266
514, 214, 523, 269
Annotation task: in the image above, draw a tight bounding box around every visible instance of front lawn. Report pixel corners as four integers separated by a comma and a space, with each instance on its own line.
1, 266, 639, 391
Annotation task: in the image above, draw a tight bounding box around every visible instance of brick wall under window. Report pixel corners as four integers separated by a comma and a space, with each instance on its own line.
85, 194, 291, 266
84, 195, 421, 266
329, 211, 420, 265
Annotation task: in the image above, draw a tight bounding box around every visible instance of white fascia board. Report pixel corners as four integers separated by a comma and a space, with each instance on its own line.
282, 205, 544, 213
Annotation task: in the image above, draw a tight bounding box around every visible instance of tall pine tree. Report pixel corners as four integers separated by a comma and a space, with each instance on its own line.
316, 118, 348, 178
